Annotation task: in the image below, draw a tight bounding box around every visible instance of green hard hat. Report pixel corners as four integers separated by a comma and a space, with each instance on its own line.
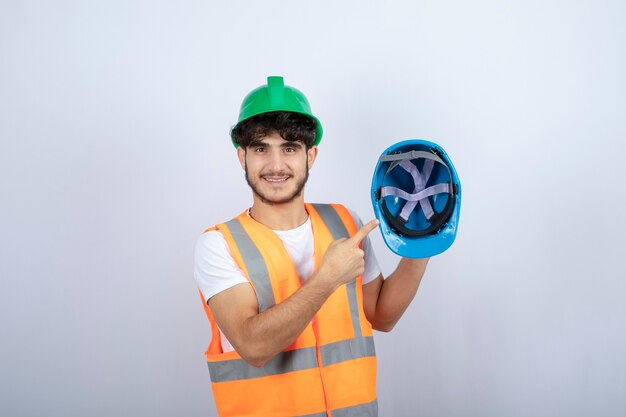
232, 76, 323, 147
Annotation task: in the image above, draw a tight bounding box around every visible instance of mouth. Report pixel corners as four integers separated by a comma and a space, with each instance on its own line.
262, 176, 290, 184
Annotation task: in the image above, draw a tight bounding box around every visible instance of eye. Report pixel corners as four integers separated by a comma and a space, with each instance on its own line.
254, 147, 266, 153
284, 146, 297, 153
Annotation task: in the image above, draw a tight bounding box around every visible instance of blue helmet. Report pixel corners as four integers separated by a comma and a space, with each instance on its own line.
371, 140, 461, 258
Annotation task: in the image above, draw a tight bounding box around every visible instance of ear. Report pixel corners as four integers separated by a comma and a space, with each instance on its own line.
307, 146, 318, 170
237, 146, 246, 171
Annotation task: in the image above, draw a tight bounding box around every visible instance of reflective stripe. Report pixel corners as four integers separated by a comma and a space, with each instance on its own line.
209, 336, 375, 383
320, 336, 376, 367
311, 204, 349, 240
225, 219, 275, 312
344, 281, 362, 338
332, 399, 378, 417
312, 204, 362, 338
296, 397, 378, 417
208, 346, 318, 383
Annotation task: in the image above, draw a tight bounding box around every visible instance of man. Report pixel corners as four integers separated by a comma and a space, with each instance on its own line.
194, 76, 429, 417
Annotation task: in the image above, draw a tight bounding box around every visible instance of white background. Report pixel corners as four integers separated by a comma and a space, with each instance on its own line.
1, 1, 625, 416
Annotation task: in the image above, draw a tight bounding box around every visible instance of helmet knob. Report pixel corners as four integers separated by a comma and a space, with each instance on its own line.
267, 76, 285, 106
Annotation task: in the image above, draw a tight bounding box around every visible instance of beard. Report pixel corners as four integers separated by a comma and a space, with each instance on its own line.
244, 159, 310, 205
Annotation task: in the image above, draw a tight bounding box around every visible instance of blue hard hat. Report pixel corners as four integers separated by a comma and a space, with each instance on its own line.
371, 140, 462, 258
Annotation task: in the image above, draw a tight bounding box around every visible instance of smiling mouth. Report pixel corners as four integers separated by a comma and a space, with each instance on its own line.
262, 176, 290, 183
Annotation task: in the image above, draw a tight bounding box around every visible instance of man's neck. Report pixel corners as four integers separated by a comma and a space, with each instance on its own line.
249, 196, 308, 231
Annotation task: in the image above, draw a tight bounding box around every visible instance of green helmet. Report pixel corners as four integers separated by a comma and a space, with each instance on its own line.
231, 76, 323, 147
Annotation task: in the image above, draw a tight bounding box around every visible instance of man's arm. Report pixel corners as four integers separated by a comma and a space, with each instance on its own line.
362, 257, 430, 332
209, 219, 379, 367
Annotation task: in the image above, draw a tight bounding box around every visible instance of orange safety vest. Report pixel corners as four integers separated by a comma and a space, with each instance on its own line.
199, 203, 378, 417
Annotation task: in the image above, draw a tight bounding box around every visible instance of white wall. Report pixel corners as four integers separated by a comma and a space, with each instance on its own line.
1, 1, 625, 416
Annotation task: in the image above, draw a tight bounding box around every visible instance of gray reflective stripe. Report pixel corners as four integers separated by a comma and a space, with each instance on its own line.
208, 336, 375, 383
344, 281, 362, 337
312, 204, 363, 338
311, 204, 349, 240
332, 399, 378, 417
320, 336, 376, 367
344, 211, 362, 337
208, 346, 318, 383
224, 219, 275, 312
297, 399, 378, 417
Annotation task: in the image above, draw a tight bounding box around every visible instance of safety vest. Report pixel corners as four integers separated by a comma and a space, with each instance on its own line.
199, 203, 378, 417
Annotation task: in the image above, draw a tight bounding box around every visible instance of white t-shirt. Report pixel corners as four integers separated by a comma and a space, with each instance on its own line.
194, 210, 381, 352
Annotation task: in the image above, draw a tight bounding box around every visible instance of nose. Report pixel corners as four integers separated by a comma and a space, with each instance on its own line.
268, 148, 287, 172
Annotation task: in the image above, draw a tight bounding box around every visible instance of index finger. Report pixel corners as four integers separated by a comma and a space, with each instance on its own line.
348, 219, 379, 246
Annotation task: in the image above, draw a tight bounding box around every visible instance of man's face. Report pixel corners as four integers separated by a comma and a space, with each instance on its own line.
237, 132, 318, 205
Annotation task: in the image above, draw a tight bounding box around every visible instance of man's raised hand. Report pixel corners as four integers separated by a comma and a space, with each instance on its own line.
316, 219, 379, 289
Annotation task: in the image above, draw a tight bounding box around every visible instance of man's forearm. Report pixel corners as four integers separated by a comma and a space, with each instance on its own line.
238, 274, 337, 366
372, 258, 429, 331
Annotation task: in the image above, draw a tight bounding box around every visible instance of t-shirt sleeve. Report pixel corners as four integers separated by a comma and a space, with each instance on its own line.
348, 209, 382, 285
193, 230, 249, 304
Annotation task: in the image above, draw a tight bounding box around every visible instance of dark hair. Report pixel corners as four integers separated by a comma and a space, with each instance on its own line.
231, 111, 317, 149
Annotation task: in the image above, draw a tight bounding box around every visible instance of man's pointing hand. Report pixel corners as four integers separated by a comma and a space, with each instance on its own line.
316, 219, 379, 289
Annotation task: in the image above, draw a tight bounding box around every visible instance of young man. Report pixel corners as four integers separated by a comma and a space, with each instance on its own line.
194, 76, 429, 417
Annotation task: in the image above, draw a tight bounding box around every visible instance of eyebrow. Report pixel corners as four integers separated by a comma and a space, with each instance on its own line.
248, 141, 303, 149
281, 142, 302, 149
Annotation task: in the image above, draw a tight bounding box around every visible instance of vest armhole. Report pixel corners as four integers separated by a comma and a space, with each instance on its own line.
199, 289, 224, 355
